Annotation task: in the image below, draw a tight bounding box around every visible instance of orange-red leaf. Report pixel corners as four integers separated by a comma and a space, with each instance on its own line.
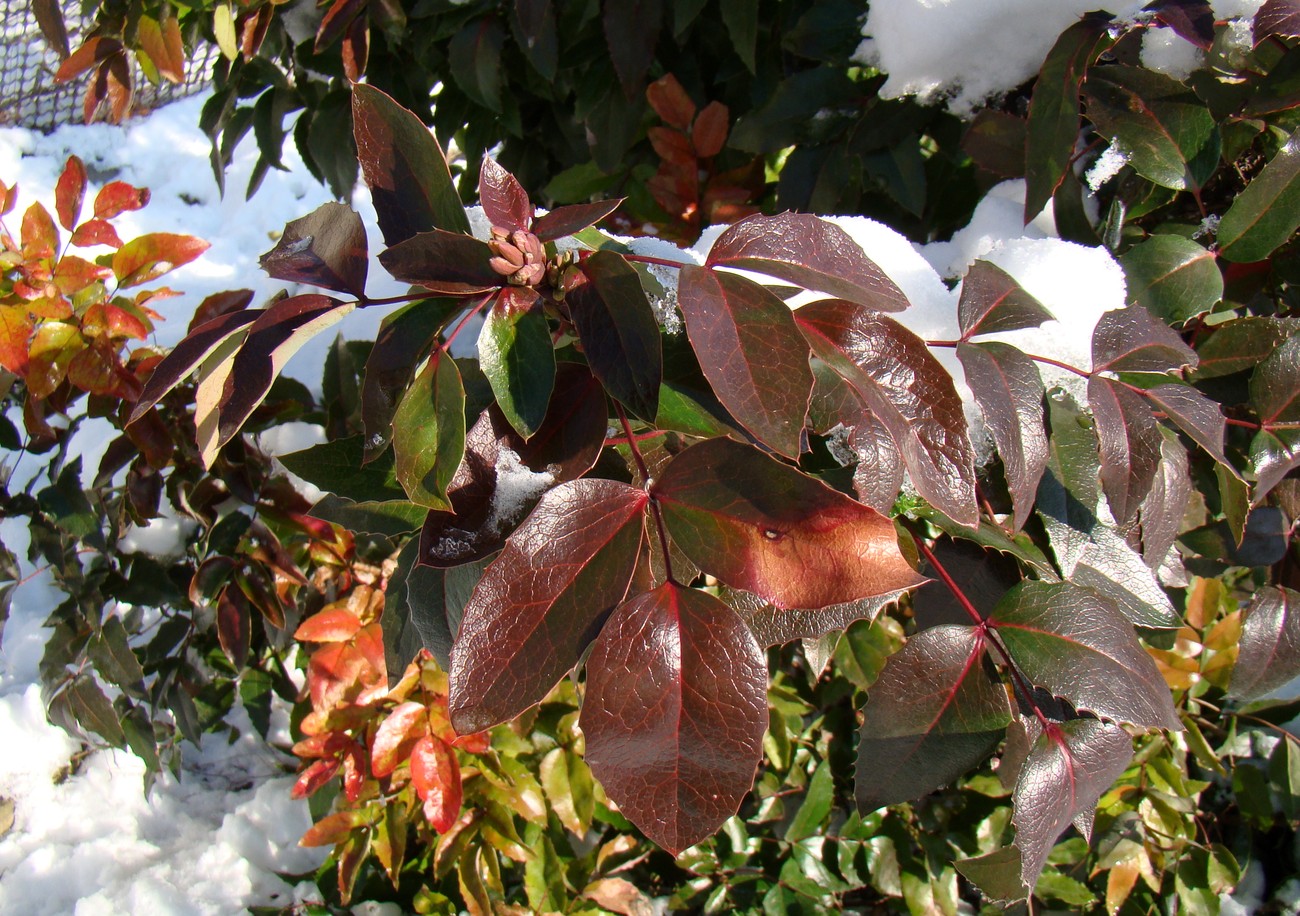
299, 808, 365, 846
94, 181, 150, 219
69, 218, 123, 249
54, 36, 122, 83
55, 156, 86, 231
646, 73, 696, 129
692, 101, 729, 158
112, 232, 209, 287
295, 607, 364, 642
21, 202, 58, 259
292, 758, 341, 800
411, 735, 462, 832
370, 701, 430, 777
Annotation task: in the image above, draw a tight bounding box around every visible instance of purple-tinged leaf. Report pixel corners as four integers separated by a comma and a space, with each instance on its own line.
1139, 432, 1192, 572
962, 110, 1027, 179
479, 157, 533, 233
1083, 65, 1220, 193
1090, 375, 1163, 527
1024, 14, 1112, 221
957, 341, 1047, 532
677, 266, 812, 458
1012, 719, 1132, 891
352, 83, 471, 244
798, 299, 979, 526
1148, 0, 1216, 49
1256, 0, 1300, 41
729, 588, 902, 647
851, 408, 906, 516
1218, 127, 1300, 263
1250, 426, 1300, 503
1092, 306, 1197, 374
1120, 234, 1221, 324
393, 349, 465, 511
420, 365, 606, 567
314, 0, 365, 52
448, 479, 647, 732
217, 295, 354, 446
567, 250, 662, 421
602, 0, 663, 96
259, 201, 369, 297
706, 213, 910, 312
855, 625, 1011, 813
378, 230, 501, 296
580, 583, 767, 855
1251, 334, 1300, 424
990, 580, 1180, 729
1138, 382, 1232, 470
1230, 586, 1300, 700
360, 297, 461, 463
957, 260, 1054, 340
479, 287, 555, 438
128, 309, 259, 424
531, 199, 622, 242
654, 438, 925, 610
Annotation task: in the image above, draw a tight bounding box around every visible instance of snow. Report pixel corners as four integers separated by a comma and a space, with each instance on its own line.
1141, 27, 1204, 81
856, 0, 1265, 114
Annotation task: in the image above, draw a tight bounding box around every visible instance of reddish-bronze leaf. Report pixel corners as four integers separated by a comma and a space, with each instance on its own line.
479, 157, 533, 233
1091, 306, 1197, 374
136, 14, 185, 83
128, 308, 258, 424
852, 407, 906, 515
54, 156, 86, 231
646, 73, 696, 129
677, 265, 812, 458
0, 307, 33, 376
420, 364, 606, 567
448, 479, 647, 733
1258, 0, 1300, 40
341, 14, 370, 80
21, 202, 58, 259
260, 201, 368, 297
707, 213, 909, 312
54, 36, 122, 83
216, 583, 251, 668
1139, 382, 1231, 469
370, 701, 429, 778
1089, 375, 1163, 527
568, 250, 663, 421
94, 181, 149, 219
957, 341, 1047, 531
378, 229, 501, 296
798, 299, 979, 526
217, 294, 354, 445
990, 580, 1180, 729
580, 583, 768, 855
32, 0, 70, 58
299, 809, 366, 846
315, 0, 366, 51
855, 625, 1011, 813
1230, 586, 1300, 700
411, 735, 462, 831
729, 588, 902, 648
1139, 431, 1192, 571
956, 260, 1053, 340
112, 232, 209, 288
531, 199, 621, 242
188, 289, 254, 333
692, 101, 729, 158
655, 438, 925, 609
649, 126, 696, 167
1011, 719, 1132, 890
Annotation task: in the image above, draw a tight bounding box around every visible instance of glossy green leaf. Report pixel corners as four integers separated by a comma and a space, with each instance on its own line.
478, 287, 555, 438
280, 436, 405, 503
1084, 64, 1220, 192
990, 580, 1180, 729
1251, 333, 1300, 424
1194, 317, 1300, 379
1250, 425, 1300, 503
393, 349, 465, 510
1024, 14, 1112, 220
1120, 235, 1222, 324
1218, 127, 1300, 262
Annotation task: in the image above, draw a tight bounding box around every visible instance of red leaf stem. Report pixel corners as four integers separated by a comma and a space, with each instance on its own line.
914, 538, 984, 626
929, 339, 1091, 378
616, 402, 676, 584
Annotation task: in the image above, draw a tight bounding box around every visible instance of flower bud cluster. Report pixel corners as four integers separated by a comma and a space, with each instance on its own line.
488, 227, 547, 287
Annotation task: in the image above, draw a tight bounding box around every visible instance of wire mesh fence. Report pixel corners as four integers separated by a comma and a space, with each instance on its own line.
1, 2, 218, 132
